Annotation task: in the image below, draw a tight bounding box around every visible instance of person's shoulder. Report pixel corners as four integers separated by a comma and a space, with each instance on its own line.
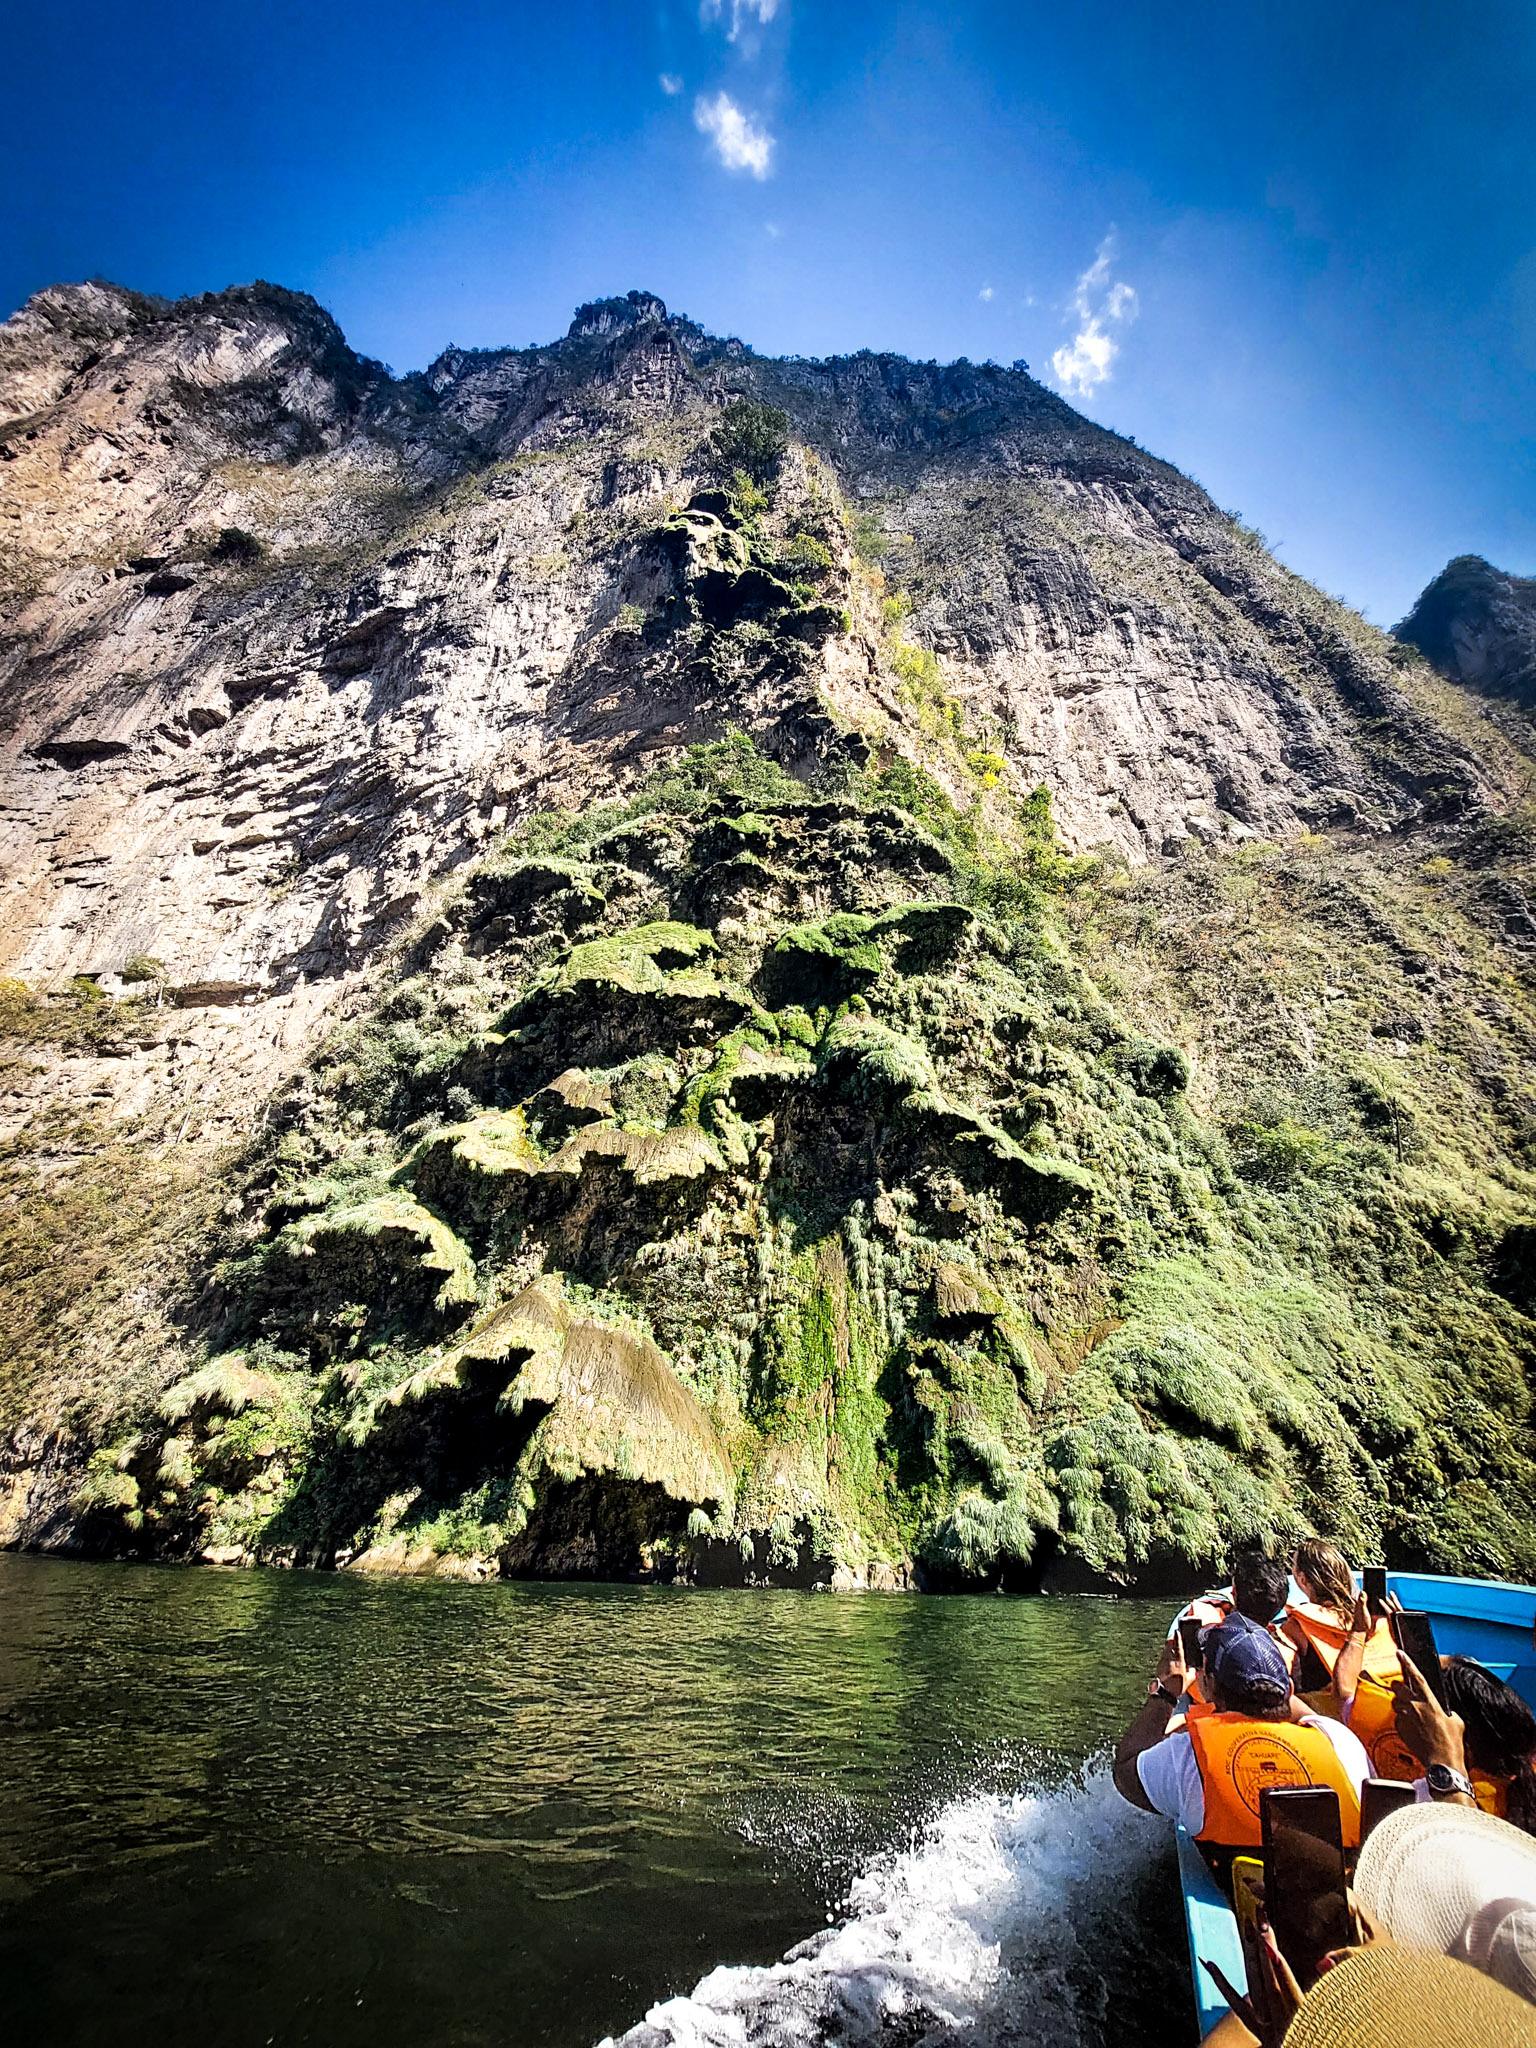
1136, 1729, 1195, 1802
1300, 1712, 1371, 1775
1138, 1729, 1203, 1829
1175, 1588, 1232, 1623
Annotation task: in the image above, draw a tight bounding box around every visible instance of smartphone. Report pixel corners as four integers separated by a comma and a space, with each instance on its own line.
1359, 1777, 1416, 1841
1178, 1616, 1204, 1670
1261, 1786, 1351, 1990
1389, 1609, 1448, 1705
1363, 1565, 1388, 1616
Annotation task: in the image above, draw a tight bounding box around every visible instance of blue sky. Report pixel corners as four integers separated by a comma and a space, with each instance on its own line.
5, 0, 1533, 624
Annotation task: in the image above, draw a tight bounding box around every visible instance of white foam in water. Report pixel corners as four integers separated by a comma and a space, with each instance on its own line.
599, 1765, 1168, 2048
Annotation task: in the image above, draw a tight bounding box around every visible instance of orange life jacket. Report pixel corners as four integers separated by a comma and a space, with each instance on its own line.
1187, 1710, 1362, 1849
1339, 1631, 1422, 1784
1473, 1770, 1511, 1820
1281, 1600, 1354, 1677
1280, 1606, 1417, 1779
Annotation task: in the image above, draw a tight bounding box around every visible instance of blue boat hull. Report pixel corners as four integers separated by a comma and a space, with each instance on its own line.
1176, 1571, 1536, 2038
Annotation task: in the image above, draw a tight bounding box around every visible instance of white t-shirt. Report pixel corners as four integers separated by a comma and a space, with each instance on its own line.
1136, 1714, 1371, 1833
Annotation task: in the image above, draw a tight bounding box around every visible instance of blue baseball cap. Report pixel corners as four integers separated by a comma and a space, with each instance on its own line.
1205, 1612, 1292, 1709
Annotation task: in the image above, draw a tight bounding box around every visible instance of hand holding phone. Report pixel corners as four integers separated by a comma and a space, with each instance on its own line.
1178, 1616, 1204, 1673
1261, 1786, 1352, 1990
1157, 1631, 1188, 1697
1200, 1956, 1262, 2042
1223, 1859, 1293, 2048
1363, 1565, 1388, 1617
1254, 1910, 1307, 2043
1391, 1632, 1469, 1786
1389, 1610, 1447, 1706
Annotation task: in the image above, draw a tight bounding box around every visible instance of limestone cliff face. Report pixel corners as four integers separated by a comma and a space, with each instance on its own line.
2, 282, 1534, 1587
0, 283, 1494, 1104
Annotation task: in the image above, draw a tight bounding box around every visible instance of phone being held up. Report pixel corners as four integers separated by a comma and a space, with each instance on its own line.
1261, 1784, 1351, 1992
1360, 1777, 1415, 1842
1178, 1616, 1203, 1675
1214, 1856, 1291, 2048
1389, 1608, 1448, 1706
1362, 1564, 1388, 1617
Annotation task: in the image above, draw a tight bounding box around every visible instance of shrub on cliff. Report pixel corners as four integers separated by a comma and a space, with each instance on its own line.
207, 525, 264, 565
778, 532, 833, 582
710, 399, 789, 485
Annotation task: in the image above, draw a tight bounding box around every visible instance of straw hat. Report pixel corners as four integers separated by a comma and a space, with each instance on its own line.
1285, 1946, 1536, 2047
1355, 1803, 1536, 1954
1479, 1905, 1536, 2006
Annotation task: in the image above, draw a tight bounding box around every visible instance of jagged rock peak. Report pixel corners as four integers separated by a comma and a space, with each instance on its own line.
0, 276, 378, 431
0, 280, 167, 421
1395, 553, 1536, 710
8, 278, 168, 339
567, 290, 671, 340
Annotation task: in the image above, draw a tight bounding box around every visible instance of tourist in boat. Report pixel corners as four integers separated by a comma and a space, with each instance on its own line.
1206, 1798, 1536, 2043
1172, 1551, 1297, 1704
1173, 1551, 1296, 1643
1355, 1800, 1536, 2000
1330, 1588, 1421, 1782
1291, 1537, 1355, 1625
1281, 1537, 1357, 1698
1113, 1612, 1367, 1863
1437, 1658, 1536, 1831
1387, 1645, 1536, 1832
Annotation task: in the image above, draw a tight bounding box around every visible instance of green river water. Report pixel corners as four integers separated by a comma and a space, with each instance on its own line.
0, 1554, 1186, 2046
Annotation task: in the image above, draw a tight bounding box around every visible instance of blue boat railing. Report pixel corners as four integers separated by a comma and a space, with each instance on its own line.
1385, 1573, 1536, 1695
1178, 1824, 1248, 2038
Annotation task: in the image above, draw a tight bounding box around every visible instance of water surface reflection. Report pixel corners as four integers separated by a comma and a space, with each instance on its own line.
0, 1556, 1180, 2046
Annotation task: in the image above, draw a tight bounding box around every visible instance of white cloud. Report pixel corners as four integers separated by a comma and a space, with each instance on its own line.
1104, 280, 1136, 321
701, 0, 779, 41
659, 72, 683, 96
694, 91, 774, 178
1051, 324, 1117, 395
1051, 233, 1138, 398
764, 220, 783, 239
978, 283, 995, 302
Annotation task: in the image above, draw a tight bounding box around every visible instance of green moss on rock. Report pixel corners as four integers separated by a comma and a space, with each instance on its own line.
541, 1119, 726, 1189
489, 1279, 733, 1508
284, 1189, 476, 1314
61, 736, 1536, 1588
544, 921, 718, 999
408, 1109, 542, 1197
159, 1354, 281, 1423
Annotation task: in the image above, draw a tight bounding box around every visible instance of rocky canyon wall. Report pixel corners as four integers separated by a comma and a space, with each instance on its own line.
2, 281, 1533, 1588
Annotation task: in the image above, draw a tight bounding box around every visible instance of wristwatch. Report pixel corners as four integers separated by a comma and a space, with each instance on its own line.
1148, 1680, 1180, 1707
1426, 1762, 1475, 1800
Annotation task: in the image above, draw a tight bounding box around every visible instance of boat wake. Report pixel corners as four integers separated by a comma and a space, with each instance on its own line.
599, 1764, 1172, 2047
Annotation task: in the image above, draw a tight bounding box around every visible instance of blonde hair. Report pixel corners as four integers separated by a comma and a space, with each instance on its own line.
1294, 1537, 1354, 1624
